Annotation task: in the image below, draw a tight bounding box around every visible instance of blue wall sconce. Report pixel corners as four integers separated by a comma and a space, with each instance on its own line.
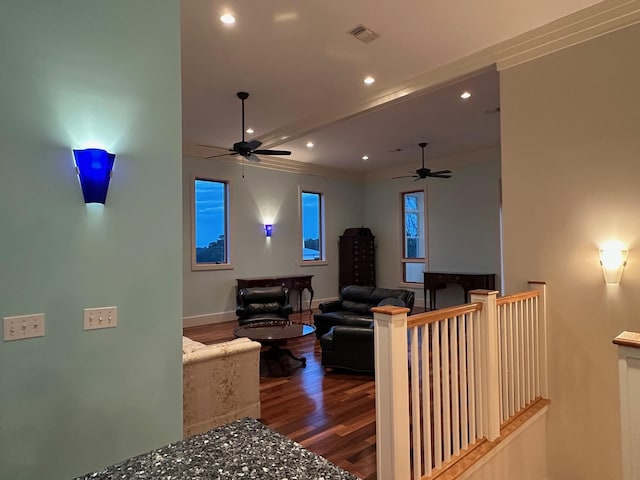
73, 148, 116, 204
264, 224, 273, 237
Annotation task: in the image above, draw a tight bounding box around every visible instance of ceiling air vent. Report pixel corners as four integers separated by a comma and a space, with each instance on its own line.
348, 24, 379, 44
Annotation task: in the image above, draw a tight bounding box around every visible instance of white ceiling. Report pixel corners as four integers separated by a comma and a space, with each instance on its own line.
181, 0, 604, 173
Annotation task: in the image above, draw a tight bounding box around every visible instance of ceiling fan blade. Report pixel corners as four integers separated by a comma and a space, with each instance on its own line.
253, 149, 292, 156
206, 150, 234, 159
428, 173, 452, 178
246, 139, 262, 150
430, 170, 452, 175
246, 153, 261, 163
392, 174, 419, 179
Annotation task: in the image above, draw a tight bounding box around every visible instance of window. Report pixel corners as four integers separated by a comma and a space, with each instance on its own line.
402, 190, 425, 282
300, 188, 326, 264
192, 177, 231, 270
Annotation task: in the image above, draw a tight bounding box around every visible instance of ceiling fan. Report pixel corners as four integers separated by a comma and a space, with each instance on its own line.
207, 91, 291, 162
393, 142, 452, 180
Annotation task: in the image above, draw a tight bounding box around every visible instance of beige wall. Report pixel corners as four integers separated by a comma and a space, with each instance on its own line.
500, 23, 640, 479
463, 410, 548, 480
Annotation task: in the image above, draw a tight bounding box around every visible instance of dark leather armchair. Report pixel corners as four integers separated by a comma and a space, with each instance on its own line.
236, 286, 293, 326
320, 321, 375, 374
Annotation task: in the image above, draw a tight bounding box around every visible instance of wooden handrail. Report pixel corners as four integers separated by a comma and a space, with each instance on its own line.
613, 331, 640, 349
496, 290, 539, 306
407, 302, 483, 328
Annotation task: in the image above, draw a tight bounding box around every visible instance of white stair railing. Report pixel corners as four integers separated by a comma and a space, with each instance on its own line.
496, 282, 548, 423
373, 281, 548, 479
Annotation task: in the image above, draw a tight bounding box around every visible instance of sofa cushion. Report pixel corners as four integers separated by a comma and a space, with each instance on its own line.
247, 302, 282, 315
370, 288, 409, 305
341, 299, 371, 315
341, 285, 375, 302
377, 296, 406, 308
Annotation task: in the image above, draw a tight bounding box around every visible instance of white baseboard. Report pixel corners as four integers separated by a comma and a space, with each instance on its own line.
183, 311, 237, 328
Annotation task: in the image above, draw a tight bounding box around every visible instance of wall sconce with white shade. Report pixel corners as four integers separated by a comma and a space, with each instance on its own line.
264, 224, 273, 237
599, 242, 629, 284
73, 148, 116, 204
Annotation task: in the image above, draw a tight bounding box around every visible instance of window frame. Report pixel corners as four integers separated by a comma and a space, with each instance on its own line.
298, 186, 327, 266
401, 189, 426, 284
191, 175, 233, 271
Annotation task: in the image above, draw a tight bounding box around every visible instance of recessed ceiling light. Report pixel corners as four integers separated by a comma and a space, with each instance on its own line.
220, 13, 236, 24
460, 91, 472, 99
364, 76, 375, 85
362, 155, 369, 160
306, 141, 314, 148
246, 128, 254, 134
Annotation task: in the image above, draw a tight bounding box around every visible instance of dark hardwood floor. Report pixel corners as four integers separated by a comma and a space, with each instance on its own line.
183, 311, 377, 480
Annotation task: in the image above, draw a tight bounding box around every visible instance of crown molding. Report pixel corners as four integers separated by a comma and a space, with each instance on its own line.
495, 0, 640, 70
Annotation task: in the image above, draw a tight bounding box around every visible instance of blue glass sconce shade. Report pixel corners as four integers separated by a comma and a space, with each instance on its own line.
73, 148, 116, 204
265, 224, 273, 237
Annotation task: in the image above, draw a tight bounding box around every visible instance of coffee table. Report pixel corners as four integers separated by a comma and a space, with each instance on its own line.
234, 320, 316, 369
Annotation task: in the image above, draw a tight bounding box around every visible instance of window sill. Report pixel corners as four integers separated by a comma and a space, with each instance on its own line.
191, 262, 234, 272
300, 260, 328, 267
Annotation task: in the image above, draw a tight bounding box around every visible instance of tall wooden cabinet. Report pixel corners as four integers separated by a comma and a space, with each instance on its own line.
339, 227, 376, 292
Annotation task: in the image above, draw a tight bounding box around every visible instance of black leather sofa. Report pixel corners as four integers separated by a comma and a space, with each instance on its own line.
235, 286, 293, 326
313, 285, 415, 339
315, 285, 415, 374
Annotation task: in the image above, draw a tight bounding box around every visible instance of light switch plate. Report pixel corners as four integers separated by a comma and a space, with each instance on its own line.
3, 313, 45, 341
84, 306, 117, 330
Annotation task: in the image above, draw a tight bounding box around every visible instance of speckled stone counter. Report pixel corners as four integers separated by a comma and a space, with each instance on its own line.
74, 417, 360, 479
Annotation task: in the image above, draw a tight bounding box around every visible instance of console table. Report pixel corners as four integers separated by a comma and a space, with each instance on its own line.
237, 275, 314, 313
424, 271, 496, 310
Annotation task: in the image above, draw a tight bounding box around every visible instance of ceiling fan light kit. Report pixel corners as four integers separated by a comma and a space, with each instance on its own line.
207, 91, 292, 163
393, 142, 453, 180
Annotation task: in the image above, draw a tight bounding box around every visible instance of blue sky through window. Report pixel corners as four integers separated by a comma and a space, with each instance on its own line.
195, 179, 225, 247
301, 192, 320, 240
302, 191, 321, 260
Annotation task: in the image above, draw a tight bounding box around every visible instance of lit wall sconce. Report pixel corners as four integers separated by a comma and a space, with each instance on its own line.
264, 224, 273, 237
599, 243, 629, 284
73, 148, 116, 204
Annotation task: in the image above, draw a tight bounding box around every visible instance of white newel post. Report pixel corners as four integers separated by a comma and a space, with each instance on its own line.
613, 331, 640, 480
529, 281, 549, 398
470, 289, 501, 441
372, 305, 411, 480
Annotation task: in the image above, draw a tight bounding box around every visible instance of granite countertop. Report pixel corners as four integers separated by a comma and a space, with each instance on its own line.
74, 417, 360, 479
